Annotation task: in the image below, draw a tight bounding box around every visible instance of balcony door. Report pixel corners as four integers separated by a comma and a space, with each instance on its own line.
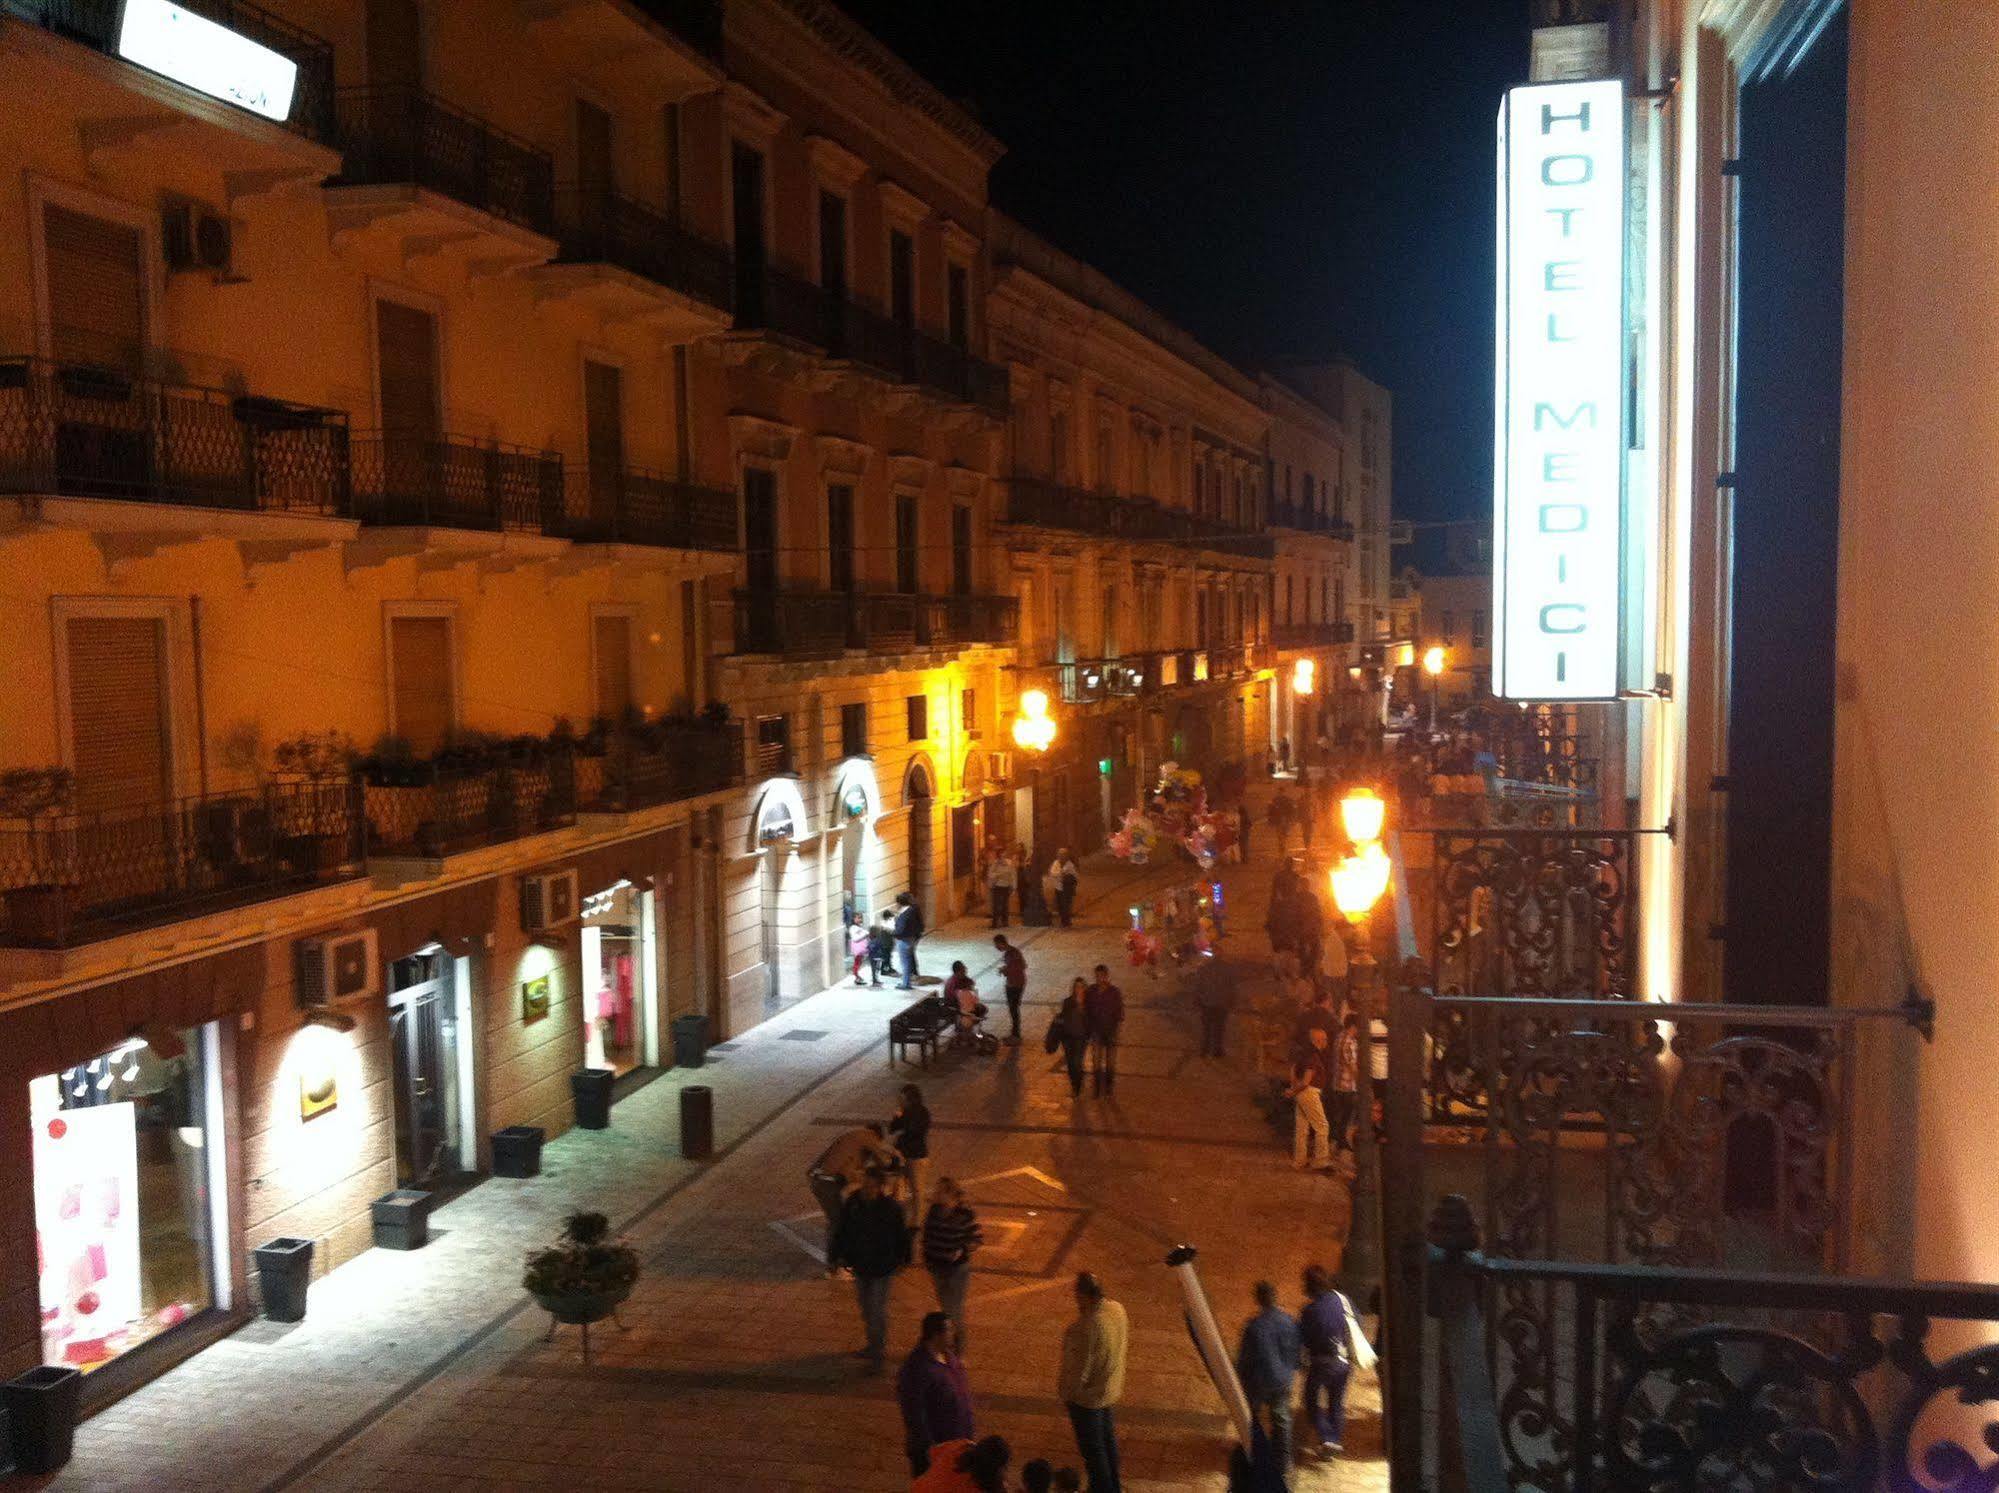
731, 143, 767, 324
743, 467, 778, 596
576, 99, 614, 198
893, 494, 919, 595
950, 504, 972, 597
390, 614, 453, 754
818, 191, 847, 299
66, 616, 171, 814
375, 299, 441, 520
584, 359, 624, 525
365, 0, 421, 89
827, 482, 855, 594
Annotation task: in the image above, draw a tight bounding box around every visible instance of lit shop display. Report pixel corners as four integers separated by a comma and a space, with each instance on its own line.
30, 1028, 222, 1372
581, 881, 654, 1077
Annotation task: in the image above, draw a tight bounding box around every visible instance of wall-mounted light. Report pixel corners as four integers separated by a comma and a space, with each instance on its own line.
1292, 658, 1316, 697
1011, 688, 1057, 753
302, 1005, 357, 1035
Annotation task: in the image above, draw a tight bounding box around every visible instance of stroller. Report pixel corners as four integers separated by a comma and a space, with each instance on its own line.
944, 992, 1001, 1057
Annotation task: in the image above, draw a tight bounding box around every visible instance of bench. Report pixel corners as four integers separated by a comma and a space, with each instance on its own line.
888, 996, 951, 1068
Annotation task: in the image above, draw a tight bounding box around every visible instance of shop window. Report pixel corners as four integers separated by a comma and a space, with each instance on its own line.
31, 1027, 218, 1373
841, 701, 868, 759
906, 693, 928, 742
581, 881, 652, 1079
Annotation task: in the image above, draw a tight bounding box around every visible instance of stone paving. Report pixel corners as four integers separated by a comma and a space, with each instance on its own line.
15, 793, 1389, 1493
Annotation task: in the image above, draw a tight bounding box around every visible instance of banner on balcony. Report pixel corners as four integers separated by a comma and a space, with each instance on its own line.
118, 0, 300, 123
1493, 78, 1626, 701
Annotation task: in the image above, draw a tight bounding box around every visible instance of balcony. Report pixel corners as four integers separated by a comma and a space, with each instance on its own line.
359, 743, 576, 861
1266, 500, 1354, 539
0, 781, 363, 949
1024, 649, 1244, 706
0, 356, 350, 516
536, 189, 733, 338
351, 433, 563, 534
732, 589, 1018, 657
327, 87, 557, 270
553, 465, 737, 553
1001, 477, 1255, 545
581, 717, 740, 815
728, 268, 1009, 417
1270, 619, 1356, 649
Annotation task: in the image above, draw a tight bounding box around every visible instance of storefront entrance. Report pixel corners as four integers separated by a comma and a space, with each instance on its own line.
581, 880, 657, 1079
386, 951, 466, 1189
29, 1025, 226, 1375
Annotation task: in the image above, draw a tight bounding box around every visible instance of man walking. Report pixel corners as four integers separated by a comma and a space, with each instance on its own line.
808, 1121, 896, 1264
829, 1167, 909, 1370
897, 1310, 976, 1477
1235, 1280, 1302, 1481
1268, 788, 1296, 852
995, 933, 1028, 1044
1058, 1272, 1127, 1492
1083, 964, 1125, 1097
1051, 847, 1080, 927
1297, 1266, 1359, 1459
893, 891, 925, 989
922, 1176, 983, 1349
986, 848, 1016, 928
1188, 949, 1233, 1059
1287, 1028, 1334, 1171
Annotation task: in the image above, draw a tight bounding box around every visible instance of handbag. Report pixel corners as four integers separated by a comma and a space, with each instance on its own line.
1043, 1014, 1064, 1054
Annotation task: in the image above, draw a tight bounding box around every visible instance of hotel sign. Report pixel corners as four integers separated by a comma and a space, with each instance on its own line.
1493, 79, 1625, 700
117, 0, 299, 124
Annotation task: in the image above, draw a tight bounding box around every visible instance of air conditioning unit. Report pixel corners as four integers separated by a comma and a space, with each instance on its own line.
295, 930, 380, 1007
986, 750, 1012, 783
163, 202, 234, 274
521, 869, 580, 932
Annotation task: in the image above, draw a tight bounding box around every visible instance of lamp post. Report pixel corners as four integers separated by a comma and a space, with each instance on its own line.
1422, 645, 1446, 738
1011, 687, 1057, 754
1332, 795, 1392, 1300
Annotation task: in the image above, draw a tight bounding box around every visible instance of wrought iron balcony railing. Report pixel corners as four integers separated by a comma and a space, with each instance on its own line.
332, 87, 556, 236
578, 719, 739, 813
733, 589, 1018, 656
0, 356, 350, 514
351, 432, 563, 532
13, 0, 337, 138
1270, 619, 1355, 649
1001, 477, 1257, 544
555, 465, 737, 552
552, 189, 732, 312
1266, 499, 1353, 538
361, 749, 576, 858
0, 781, 363, 948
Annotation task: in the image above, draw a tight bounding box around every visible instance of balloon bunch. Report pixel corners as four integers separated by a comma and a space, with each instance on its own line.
1106, 807, 1160, 864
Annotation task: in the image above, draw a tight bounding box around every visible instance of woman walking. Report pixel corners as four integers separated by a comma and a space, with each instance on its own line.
891, 1083, 932, 1222
1048, 980, 1091, 1098
922, 1177, 984, 1349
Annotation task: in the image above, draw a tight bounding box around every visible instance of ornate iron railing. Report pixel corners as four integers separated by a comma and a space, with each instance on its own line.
1425, 1197, 1999, 1493
0, 357, 350, 513
1380, 983, 1934, 1491
1001, 476, 1256, 543
362, 753, 576, 858
1271, 619, 1355, 648
556, 464, 736, 551
732, 588, 851, 655
584, 721, 739, 813
0, 780, 362, 947
926, 593, 1018, 646
552, 188, 732, 312
351, 433, 563, 532
14, 0, 337, 138
333, 87, 556, 235
1266, 500, 1354, 538
732, 588, 1017, 655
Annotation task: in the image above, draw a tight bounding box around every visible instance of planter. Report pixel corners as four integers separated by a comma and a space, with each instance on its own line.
370, 1188, 432, 1251
3, 1364, 82, 1475
252, 1236, 315, 1322
2, 884, 73, 946
491, 1125, 545, 1178
528, 1282, 630, 1326
671, 1012, 710, 1069
570, 1067, 614, 1130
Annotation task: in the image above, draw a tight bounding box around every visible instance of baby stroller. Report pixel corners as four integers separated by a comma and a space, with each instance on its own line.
945, 993, 1001, 1057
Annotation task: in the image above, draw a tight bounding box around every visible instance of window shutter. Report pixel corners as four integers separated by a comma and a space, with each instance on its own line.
66, 616, 169, 812
594, 613, 633, 721
375, 300, 440, 435
44, 206, 144, 370
390, 615, 453, 752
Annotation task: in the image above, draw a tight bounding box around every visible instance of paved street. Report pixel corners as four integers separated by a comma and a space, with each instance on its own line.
21, 810, 1387, 1493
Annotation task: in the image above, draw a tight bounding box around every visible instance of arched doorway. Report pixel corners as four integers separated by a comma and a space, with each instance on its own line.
752, 782, 804, 1018
832, 761, 882, 977
904, 758, 934, 927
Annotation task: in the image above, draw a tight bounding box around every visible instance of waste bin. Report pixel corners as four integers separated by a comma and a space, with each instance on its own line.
253, 1235, 315, 1322
671, 1012, 711, 1069
680, 1085, 714, 1160
491, 1124, 546, 1178
571, 1066, 615, 1129
3, 1365, 82, 1475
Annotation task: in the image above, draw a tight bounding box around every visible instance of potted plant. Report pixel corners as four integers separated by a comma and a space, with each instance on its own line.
523, 1211, 638, 1350
0, 767, 77, 945
270, 732, 357, 875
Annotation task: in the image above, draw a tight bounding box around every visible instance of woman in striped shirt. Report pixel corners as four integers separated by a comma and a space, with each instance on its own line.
922, 1177, 984, 1350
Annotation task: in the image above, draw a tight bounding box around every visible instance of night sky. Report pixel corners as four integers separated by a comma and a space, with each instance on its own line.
837, 0, 1532, 524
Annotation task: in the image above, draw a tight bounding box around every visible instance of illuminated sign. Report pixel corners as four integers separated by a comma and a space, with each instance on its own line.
1493, 79, 1625, 700
117, 0, 299, 123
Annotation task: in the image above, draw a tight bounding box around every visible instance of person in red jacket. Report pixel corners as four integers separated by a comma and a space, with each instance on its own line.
1083, 964, 1125, 1097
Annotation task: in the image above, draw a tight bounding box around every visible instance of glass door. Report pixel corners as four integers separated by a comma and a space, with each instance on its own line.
386, 953, 459, 1187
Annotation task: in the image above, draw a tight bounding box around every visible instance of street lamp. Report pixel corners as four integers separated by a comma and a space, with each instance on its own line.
1423, 645, 1446, 737
1329, 842, 1391, 1300
1011, 687, 1057, 753
1339, 786, 1385, 847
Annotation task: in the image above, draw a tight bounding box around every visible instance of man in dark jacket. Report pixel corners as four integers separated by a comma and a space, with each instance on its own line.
1084, 964, 1125, 1097
830, 1168, 910, 1369
893, 891, 925, 989
897, 1310, 976, 1476
995, 934, 1028, 1044
1235, 1280, 1302, 1482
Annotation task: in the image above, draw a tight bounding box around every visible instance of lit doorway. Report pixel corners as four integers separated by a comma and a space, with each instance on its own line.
580, 880, 658, 1081
386, 950, 470, 1189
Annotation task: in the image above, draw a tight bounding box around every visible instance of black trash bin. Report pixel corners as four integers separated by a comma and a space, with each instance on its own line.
371, 1188, 432, 1250
671, 1012, 711, 1069
571, 1066, 615, 1129
491, 1124, 546, 1178
253, 1235, 315, 1322
4, 1364, 82, 1475
680, 1084, 714, 1159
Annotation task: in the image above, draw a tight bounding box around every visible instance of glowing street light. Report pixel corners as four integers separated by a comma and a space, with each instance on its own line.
1339, 786, 1386, 847
1330, 839, 1393, 1301
1330, 847, 1391, 923
1292, 657, 1316, 697
1011, 688, 1057, 753
1423, 644, 1447, 735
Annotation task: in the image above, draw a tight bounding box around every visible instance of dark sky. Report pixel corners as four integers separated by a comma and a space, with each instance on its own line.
837, 0, 1531, 524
